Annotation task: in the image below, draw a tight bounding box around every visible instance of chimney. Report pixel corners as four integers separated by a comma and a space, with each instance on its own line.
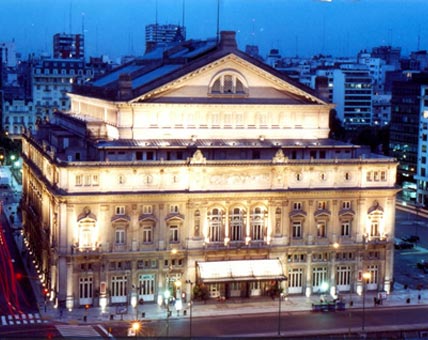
219, 31, 237, 50
118, 73, 133, 100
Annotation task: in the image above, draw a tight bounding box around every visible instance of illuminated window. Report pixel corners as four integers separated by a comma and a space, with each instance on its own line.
312, 267, 328, 289
78, 219, 96, 249
111, 276, 127, 302
76, 174, 83, 186
336, 266, 351, 286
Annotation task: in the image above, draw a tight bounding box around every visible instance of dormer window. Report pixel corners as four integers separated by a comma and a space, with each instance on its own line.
209, 71, 248, 96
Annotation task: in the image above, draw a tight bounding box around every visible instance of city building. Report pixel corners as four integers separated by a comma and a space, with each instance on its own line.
145, 24, 186, 53
21, 31, 398, 312
332, 65, 373, 130
31, 57, 93, 121
389, 72, 428, 201
53, 33, 84, 60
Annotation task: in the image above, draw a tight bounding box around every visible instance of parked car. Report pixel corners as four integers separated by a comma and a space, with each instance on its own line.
394, 241, 414, 250
401, 235, 420, 243
417, 260, 428, 273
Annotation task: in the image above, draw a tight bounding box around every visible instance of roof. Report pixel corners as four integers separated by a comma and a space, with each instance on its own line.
72, 31, 325, 104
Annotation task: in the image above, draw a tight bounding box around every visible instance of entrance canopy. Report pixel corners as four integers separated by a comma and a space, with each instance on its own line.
198, 259, 286, 283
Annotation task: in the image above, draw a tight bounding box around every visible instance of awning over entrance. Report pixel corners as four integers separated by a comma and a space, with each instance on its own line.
198, 259, 286, 283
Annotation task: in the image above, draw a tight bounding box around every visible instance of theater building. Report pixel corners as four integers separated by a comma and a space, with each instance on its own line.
21, 31, 398, 310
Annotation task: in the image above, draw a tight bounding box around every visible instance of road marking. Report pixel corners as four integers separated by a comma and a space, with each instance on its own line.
56, 325, 102, 338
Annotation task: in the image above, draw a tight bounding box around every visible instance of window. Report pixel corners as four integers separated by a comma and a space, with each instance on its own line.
115, 229, 126, 245
169, 225, 179, 243
79, 277, 93, 300
336, 266, 351, 286
341, 221, 351, 236
209, 72, 247, 95
119, 175, 126, 184
342, 201, 351, 209
76, 174, 83, 186
142, 226, 153, 243
143, 205, 153, 214
370, 221, 379, 237
170, 205, 179, 214
317, 222, 326, 238
292, 221, 302, 238
111, 276, 127, 303
312, 267, 328, 289
230, 208, 243, 241
317, 201, 327, 210
209, 208, 222, 242
345, 172, 351, 181
293, 202, 302, 210
78, 220, 96, 249
115, 206, 125, 215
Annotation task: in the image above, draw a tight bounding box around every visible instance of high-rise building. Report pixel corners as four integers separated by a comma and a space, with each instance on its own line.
53, 33, 84, 60
21, 31, 398, 311
389, 72, 428, 201
145, 24, 186, 53
332, 66, 373, 130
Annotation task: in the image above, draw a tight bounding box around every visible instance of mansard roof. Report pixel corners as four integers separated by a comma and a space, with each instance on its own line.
72, 31, 325, 105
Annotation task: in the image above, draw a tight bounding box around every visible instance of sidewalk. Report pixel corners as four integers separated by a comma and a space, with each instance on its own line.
39, 283, 426, 325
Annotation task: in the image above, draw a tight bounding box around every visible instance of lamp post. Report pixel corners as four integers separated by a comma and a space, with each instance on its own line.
185, 279, 194, 338
277, 278, 284, 336
362, 272, 371, 332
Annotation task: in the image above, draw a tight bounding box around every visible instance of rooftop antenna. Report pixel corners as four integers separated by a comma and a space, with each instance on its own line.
182, 0, 185, 27
69, 0, 72, 33
216, 0, 220, 43
417, 25, 421, 51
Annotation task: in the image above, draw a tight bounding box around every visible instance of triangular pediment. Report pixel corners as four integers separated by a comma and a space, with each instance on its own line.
130, 53, 326, 105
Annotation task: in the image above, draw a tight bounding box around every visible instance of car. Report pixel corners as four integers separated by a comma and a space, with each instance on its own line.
401, 235, 420, 243
394, 241, 414, 250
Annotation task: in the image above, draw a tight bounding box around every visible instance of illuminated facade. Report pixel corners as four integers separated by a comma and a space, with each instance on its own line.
21, 31, 398, 310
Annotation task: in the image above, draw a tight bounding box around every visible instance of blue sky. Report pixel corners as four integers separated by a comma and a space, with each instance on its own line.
1, 0, 428, 60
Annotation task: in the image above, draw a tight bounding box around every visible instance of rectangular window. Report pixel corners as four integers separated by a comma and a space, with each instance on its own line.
293, 202, 302, 210
143, 226, 152, 243
115, 229, 125, 245
210, 223, 221, 242
292, 221, 302, 238
342, 201, 351, 209
143, 205, 152, 214
79, 277, 93, 300
317, 201, 327, 210
115, 206, 125, 215
341, 221, 351, 237
111, 276, 127, 302
252, 223, 263, 241
317, 222, 326, 238
76, 174, 83, 186
170, 205, 179, 213
170, 225, 179, 242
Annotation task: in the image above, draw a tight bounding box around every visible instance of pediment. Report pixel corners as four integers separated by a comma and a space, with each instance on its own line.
130, 53, 326, 105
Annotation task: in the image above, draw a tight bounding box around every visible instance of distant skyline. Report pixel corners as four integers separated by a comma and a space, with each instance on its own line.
2, 0, 428, 61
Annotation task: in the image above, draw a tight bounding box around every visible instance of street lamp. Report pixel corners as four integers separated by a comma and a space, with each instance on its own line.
185, 280, 194, 338
362, 272, 371, 332
277, 278, 285, 336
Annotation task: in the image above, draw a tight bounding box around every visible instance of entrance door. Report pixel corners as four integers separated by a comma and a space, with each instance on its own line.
139, 274, 155, 302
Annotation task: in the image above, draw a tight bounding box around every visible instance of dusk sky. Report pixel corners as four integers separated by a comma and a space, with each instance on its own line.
1, 0, 428, 61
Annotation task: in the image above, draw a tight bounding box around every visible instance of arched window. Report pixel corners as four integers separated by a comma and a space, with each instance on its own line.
251, 207, 265, 241
208, 208, 223, 242
230, 207, 244, 241
209, 71, 248, 96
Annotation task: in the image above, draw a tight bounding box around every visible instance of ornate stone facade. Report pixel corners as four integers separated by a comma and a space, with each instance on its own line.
21, 32, 398, 310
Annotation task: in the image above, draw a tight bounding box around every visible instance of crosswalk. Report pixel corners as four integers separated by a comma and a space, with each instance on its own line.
0, 312, 47, 326
56, 325, 103, 338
